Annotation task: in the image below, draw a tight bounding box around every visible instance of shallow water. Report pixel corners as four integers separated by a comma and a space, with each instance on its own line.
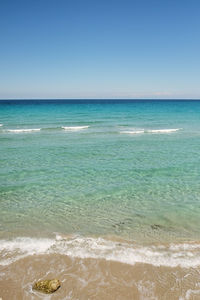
1, 100, 200, 299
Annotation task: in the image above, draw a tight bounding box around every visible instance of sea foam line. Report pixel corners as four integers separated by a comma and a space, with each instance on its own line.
5, 128, 41, 133
120, 130, 144, 134
147, 128, 180, 133
120, 128, 181, 135
62, 126, 89, 131
0, 236, 200, 268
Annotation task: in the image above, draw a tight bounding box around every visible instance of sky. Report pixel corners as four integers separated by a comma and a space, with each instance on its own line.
0, 0, 200, 99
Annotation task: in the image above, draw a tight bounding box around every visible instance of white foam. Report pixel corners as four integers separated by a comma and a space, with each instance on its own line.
62, 126, 89, 131
6, 128, 41, 133
0, 124, 3, 127
120, 128, 180, 135
120, 130, 144, 135
0, 237, 55, 266
147, 128, 180, 133
1, 236, 200, 268
185, 289, 200, 300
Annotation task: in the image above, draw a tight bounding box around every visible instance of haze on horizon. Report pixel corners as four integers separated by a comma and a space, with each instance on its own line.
0, 0, 200, 100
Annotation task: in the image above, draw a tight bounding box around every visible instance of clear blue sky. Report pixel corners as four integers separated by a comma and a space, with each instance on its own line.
0, 0, 200, 99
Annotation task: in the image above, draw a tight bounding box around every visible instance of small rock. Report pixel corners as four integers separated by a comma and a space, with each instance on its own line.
33, 279, 61, 294
151, 224, 163, 230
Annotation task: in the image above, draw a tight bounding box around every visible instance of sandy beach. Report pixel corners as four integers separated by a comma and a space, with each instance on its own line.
1, 253, 200, 300
1, 235, 200, 299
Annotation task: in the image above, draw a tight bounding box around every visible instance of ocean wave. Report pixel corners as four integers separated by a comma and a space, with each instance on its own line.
120, 128, 181, 135
120, 130, 144, 134
0, 124, 3, 127
147, 128, 181, 133
40, 126, 63, 131
62, 126, 89, 131
5, 128, 41, 133
0, 235, 200, 268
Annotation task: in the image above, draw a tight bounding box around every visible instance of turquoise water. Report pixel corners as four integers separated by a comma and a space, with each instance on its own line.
1, 100, 200, 243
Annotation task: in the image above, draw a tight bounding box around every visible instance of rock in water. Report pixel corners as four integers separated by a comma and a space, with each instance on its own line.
33, 279, 61, 294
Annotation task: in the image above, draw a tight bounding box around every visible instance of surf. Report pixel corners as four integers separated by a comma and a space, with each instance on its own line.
5, 128, 41, 133
1, 235, 200, 268
120, 128, 181, 134
61, 126, 89, 131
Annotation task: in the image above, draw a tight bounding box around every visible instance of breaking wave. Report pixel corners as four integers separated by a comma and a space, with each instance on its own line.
120, 128, 181, 135
5, 128, 41, 133
61, 126, 89, 131
120, 130, 144, 135
0, 235, 200, 268
147, 128, 180, 133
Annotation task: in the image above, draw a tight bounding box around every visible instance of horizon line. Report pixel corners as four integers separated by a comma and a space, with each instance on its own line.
1, 98, 200, 101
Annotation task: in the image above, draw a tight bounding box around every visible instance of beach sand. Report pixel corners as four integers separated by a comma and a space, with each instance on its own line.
1, 253, 200, 299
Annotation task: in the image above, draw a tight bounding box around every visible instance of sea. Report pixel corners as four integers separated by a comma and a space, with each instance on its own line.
0, 100, 200, 299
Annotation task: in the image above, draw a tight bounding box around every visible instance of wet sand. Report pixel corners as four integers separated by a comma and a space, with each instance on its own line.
1, 253, 200, 300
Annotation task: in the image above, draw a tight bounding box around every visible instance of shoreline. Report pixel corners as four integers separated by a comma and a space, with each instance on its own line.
1, 251, 200, 299
1, 234, 200, 267
1, 101, 200, 299
1, 234, 200, 299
